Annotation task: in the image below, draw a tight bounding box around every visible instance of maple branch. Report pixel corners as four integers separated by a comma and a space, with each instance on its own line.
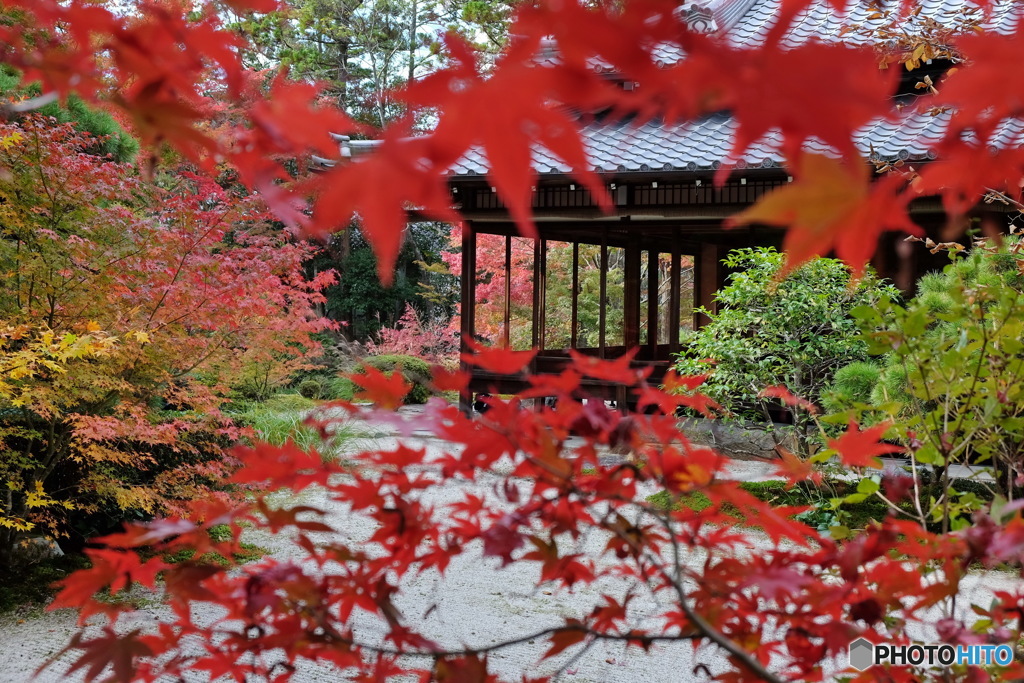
570, 482, 787, 683
305, 623, 696, 660
145, 204, 236, 327
1, 91, 59, 115
983, 187, 1024, 213
653, 504, 788, 683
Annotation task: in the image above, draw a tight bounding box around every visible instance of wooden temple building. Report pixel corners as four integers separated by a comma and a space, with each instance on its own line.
321, 0, 1024, 411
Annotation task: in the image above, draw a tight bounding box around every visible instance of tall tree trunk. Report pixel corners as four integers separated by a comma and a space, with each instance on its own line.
407, 0, 418, 84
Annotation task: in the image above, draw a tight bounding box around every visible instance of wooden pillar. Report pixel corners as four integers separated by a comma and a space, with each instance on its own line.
692, 242, 702, 330
599, 230, 608, 358
503, 234, 511, 347
624, 230, 641, 349
698, 242, 722, 328
459, 222, 477, 415
532, 237, 543, 350
669, 227, 681, 356
647, 248, 658, 359
571, 242, 579, 349
538, 239, 548, 351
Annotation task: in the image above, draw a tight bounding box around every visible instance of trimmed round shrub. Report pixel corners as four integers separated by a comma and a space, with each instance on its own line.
822, 361, 882, 414
674, 247, 898, 418
326, 376, 356, 401
297, 377, 328, 400
357, 354, 432, 405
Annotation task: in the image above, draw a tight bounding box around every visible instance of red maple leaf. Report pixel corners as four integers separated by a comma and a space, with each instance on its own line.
774, 446, 821, 486
404, 33, 611, 240
430, 366, 470, 392
435, 654, 494, 683
915, 133, 1024, 219
827, 420, 903, 468
306, 134, 461, 285
461, 337, 537, 374
742, 563, 811, 601
54, 627, 154, 683
759, 385, 819, 415
543, 623, 588, 659
727, 153, 921, 276
646, 38, 895, 178
568, 348, 644, 384
939, 32, 1024, 127
351, 365, 412, 410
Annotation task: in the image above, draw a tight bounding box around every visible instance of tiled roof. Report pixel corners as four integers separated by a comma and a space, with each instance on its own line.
728, 0, 1024, 49
443, 0, 1024, 179
445, 111, 963, 178
537, 0, 1024, 71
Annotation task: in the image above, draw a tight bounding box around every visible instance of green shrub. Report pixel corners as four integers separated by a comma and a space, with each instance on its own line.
845, 240, 1024, 509
230, 398, 357, 463
326, 376, 356, 401
673, 247, 898, 456
646, 479, 893, 534
0, 553, 91, 613
297, 377, 328, 400
822, 361, 882, 414
356, 354, 432, 405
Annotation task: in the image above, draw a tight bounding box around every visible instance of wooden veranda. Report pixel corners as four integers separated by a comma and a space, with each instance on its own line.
454, 175, 792, 412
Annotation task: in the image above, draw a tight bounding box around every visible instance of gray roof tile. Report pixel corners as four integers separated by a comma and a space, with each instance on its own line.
447, 111, 968, 178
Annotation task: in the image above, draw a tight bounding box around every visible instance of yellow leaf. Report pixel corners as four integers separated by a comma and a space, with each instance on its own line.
24, 480, 57, 508
0, 132, 23, 150
0, 517, 34, 532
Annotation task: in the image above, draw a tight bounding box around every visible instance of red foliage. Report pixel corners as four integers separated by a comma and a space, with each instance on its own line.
366, 304, 459, 362
48, 357, 1024, 682
0, 117, 332, 545
5, 0, 1018, 277
828, 421, 904, 469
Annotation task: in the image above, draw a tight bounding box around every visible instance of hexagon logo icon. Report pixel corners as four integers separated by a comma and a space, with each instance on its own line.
848, 638, 874, 671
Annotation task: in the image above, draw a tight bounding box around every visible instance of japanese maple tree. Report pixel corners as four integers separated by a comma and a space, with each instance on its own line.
0, 117, 331, 563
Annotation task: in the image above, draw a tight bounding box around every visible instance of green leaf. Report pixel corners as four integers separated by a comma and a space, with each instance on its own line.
856, 478, 880, 495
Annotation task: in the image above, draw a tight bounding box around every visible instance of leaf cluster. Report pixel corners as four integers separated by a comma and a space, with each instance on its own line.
831, 241, 1024, 519
674, 248, 898, 426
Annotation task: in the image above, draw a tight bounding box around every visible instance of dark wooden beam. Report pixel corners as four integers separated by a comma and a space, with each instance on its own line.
698, 242, 721, 328
599, 231, 608, 358
538, 239, 548, 351
624, 227, 641, 349
532, 237, 543, 350
461, 220, 762, 253
669, 227, 682, 355
571, 242, 579, 349
692, 241, 702, 330
647, 248, 658, 357
459, 222, 477, 414
503, 234, 511, 347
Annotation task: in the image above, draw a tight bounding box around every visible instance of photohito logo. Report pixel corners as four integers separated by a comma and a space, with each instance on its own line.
848, 638, 1015, 670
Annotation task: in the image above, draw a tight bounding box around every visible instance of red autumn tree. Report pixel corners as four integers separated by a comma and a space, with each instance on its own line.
0, 116, 331, 562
